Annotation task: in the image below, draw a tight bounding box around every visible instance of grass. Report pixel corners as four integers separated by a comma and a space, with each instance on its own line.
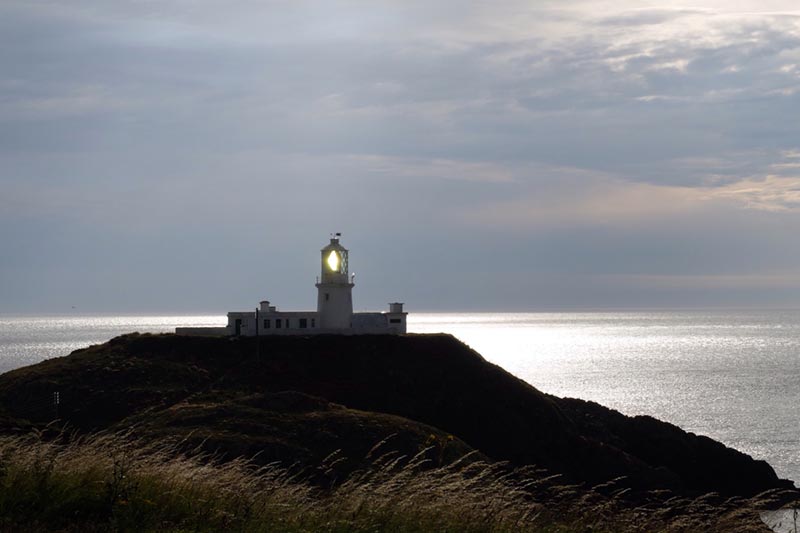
0, 430, 794, 532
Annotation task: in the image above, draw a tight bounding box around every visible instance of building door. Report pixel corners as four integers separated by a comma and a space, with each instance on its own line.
235, 319, 242, 336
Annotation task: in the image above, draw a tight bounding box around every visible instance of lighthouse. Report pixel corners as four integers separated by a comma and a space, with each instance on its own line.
176, 233, 407, 336
316, 233, 355, 329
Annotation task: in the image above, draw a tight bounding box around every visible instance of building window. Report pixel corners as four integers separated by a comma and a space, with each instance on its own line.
311, 318, 316, 328
264, 319, 270, 329
285, 319, 290, 328
325, 293, 330, 301
276, 319, 282, 329
390, 318, 401, 324
299, 318, 307, 328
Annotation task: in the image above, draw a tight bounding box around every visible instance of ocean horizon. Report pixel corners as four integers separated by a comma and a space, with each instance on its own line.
1, 310, 798, 485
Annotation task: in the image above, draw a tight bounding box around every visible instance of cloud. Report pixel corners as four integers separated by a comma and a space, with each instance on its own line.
345, 155, 515, 183
598, 7, 707, 26
3, 0, 800, 310
711, 175, 800, 211
459, 178, 707, 229
459, 171, 800, 229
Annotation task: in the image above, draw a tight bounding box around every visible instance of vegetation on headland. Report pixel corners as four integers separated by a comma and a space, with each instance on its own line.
0, 332, 798, 531
1, 429, 795, 533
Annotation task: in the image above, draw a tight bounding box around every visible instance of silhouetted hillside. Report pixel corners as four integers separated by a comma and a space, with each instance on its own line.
0, 333, 793, 498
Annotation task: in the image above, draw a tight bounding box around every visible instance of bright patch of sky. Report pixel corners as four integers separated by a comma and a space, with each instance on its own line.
2, 0, 800, 311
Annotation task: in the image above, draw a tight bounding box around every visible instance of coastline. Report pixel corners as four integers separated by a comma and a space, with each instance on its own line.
2, 311, 799, 484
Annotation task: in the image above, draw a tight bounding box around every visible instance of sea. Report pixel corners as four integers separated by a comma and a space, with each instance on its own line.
0, 310, 797, 485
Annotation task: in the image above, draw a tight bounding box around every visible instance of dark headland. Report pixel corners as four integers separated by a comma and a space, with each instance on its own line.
0, 333, 797, 531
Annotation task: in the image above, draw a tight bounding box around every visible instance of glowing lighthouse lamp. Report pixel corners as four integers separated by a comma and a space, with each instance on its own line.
327, 250, 340, 271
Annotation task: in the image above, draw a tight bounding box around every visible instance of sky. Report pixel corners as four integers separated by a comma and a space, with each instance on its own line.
2, 0, 800, 313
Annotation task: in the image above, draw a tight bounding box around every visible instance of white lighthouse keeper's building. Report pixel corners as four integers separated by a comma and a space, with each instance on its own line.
177, 234, 407, 336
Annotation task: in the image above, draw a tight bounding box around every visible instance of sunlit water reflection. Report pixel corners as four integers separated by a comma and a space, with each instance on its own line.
409, 311, 800, 484
0, 311, 797, 483
0, 315, 225, 372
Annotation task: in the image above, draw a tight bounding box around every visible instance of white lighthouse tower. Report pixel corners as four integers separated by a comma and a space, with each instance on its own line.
316, 233, 354, 329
